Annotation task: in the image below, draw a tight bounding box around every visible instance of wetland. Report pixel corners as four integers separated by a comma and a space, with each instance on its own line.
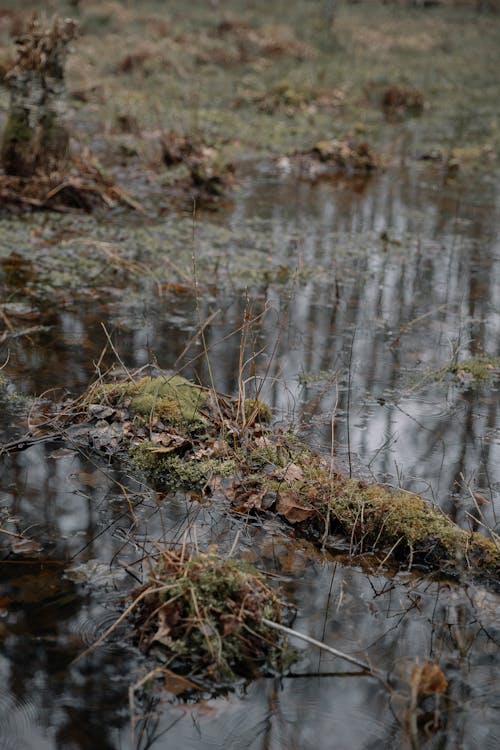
1, 2, 500, 749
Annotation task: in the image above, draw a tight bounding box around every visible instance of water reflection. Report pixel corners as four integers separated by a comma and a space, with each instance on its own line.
1, 164, 500, 748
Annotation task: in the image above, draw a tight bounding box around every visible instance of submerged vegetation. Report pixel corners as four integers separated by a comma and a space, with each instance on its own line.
446, 355, 500, 383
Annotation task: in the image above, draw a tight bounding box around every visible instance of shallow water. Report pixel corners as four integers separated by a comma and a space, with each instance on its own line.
1, 161, 500, 748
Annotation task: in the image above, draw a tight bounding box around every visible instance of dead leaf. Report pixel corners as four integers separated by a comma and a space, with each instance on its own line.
474, 493, 489, 505
11, 537, 42, 555
276, 490, 314, 523
49, 447, 77, 459
238, 488, 267, 511
148, 432, 187, 453
88, 403, 116, 420
271, 462, 304, 483
72, 470, 104, 488
163, 669, 199, 696
410, 661, 448, 696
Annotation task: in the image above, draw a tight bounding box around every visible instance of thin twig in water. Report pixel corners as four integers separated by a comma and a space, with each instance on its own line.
101, 323, 133, 381
262, 618, 387, 684
72, 583, 174, 664
346, 327, 356, 478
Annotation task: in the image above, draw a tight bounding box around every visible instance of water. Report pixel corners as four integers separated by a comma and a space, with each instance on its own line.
1, 160, 500, 748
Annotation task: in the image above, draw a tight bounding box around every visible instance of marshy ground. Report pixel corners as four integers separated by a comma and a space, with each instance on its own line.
1, 2, 500, 749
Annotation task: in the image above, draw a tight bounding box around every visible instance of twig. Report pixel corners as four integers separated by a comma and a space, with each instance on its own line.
262, 617, 375, 674
0, 433, 63, 455
346, 327, 356, 478
100, 323, 133, 381
72, 583, 174, 664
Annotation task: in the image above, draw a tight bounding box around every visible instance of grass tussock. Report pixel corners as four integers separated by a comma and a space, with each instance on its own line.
132, 547, 286, 682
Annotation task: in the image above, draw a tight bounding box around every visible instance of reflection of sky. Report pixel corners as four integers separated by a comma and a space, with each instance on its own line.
1, 166, 500, 748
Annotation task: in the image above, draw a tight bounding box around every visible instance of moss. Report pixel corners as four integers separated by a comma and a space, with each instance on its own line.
447, 356, 500, 382
92, 375, 208, 426
133, 548, 286, 681
244, 398, 272, 424
1, 112, 32, 146
131, 443, 236, 487
63, 372, 500, 583
330, 478, 500, 575
250, 441, 500, 582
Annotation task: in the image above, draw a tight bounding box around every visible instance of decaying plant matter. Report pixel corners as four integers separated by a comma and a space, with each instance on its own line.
0, 16, 141, 212
160, 129, 235, 199
280, 137, 382, 179
25, 368, 500, 588
1, 15, 78, 177
131, 547, 285, 681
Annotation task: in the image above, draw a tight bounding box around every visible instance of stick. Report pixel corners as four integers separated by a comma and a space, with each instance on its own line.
262, 618, 371, 672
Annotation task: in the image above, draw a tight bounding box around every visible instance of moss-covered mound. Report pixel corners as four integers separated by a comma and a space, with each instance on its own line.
132, 548, 285, 682
74, 371, 269, 487
91, 374, 208, 425
46, 371, 500, 586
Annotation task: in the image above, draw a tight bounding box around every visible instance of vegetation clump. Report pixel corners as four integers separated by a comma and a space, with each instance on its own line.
1, 15, 78, 178
381, 84, 425, 118
228, 438, 500, 585
43, 371, 500, 584
446, 356, 500, 383
310, 138, 381, 172
243, 80, 345, 116
284, 137, 381, 179
97, 374, 208, 425
160, 130, 235, 200
0, 16, 140, 212
132, 547, 286, 682
61, 370, 268, 489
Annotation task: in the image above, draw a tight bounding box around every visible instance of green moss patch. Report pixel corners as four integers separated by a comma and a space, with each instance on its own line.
447, 356, 500, 383
131, 445, 236, 486
90, 374, 208, 425
229, 438, 500, 585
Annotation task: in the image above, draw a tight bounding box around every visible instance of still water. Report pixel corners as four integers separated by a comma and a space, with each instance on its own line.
1, 162, 499, 749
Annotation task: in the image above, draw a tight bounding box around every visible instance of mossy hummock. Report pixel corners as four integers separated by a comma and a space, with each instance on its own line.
132, 548, 286, 681
55, 371, 500, 586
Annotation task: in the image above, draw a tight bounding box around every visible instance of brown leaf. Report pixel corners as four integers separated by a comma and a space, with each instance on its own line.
269, 462, 305, 484
147, 432, 187, 453
276, 490, 314, 523
11, 537, 42, 555
72, 470, 104, 488
410, 661, 448, 696
474, 493, 489, 505
163, 669, 199, 696
237, 488, 266, 511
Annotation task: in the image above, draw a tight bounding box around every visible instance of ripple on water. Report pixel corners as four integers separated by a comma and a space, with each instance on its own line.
0, 680, 39, 750
71, 605, 129, 656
